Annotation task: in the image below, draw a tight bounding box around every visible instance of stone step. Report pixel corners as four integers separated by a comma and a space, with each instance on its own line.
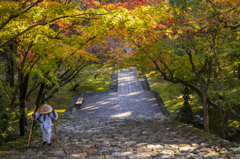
6, 146, 234, 159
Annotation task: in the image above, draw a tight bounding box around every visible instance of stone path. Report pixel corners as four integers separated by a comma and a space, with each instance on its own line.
2, 68, 240, 159
71, 68, 163, 120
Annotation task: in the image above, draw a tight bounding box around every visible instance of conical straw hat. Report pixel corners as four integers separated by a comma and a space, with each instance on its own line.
38, 104, 53, 114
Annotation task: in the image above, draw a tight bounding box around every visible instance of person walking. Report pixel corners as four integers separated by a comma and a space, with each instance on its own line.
32, 104, 58, 146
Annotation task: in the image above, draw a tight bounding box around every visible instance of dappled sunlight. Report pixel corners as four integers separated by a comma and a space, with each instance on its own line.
63, 141, 219, 158
10, 67, 236, 158
109, 97, 117, 100
111, 111, 132, 118
128, 91, 142, 96
112, 104, 121, 108
165, 98, 183, 108
81, 105, 99, 110
118, 94, 128, 97
96, 101, 110, 105
71, 68, 164, 120
191, 105, 203, 112
148, 98, 156, 101
118, 76, 136, 81
96, 87, 104, 91
228, 120, 239, 128
56, 126, 225, 158
55, 109, 66, 113
88, 107, 100, 110
118, 91, 142, 97
70, 154, 84, 158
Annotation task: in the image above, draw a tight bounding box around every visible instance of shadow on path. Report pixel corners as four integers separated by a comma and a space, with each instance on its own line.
71, 68, 164, 120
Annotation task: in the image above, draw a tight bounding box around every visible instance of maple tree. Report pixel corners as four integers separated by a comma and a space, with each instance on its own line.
81, 0, 240, 139
114, 0, 240, 139
0, 0, 109, 136
1, 0, 165, 137
1, 0, 240, 141
168, 0, 240, 138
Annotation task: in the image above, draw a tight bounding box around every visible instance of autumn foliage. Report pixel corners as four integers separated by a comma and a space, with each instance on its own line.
1, 0, 240, 142
82, 0, 164, 10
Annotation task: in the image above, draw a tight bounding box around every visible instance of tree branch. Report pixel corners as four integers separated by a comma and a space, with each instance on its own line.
0, 77, 12, 99
230, 24, 240, 30
152, 59, 219, 111
20, 41, 33, 72
0, 22, 47, 48
0, 12, 109, 48
14, 81, 42, 107
0, 0, 43, 31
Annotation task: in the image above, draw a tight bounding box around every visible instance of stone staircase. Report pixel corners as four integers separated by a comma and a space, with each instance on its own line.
4, 118, 240, 159
2, 68, 240, 159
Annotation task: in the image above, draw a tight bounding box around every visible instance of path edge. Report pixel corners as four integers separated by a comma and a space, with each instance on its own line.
141, 74, 170, 116
64, 70, 117, 117
109, 70, 118, 92
64, 92, 83, 117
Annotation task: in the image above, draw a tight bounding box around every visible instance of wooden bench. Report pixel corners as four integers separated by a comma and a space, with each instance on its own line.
75, 97, 84, 109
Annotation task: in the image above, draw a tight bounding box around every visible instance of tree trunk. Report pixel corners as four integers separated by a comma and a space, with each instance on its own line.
10, 59, 15, 87
200, 85, 209, 132
5, 43, 16, 87
35, 82, 46, 110
19, 74, 29, 136
229, 126, 240, 141
71, 83, 79, 91
6, 57, 15, 87
187, 49, 210, 132
219, 107, 229, 139
33, 82, 45, 129
238, 63, 240, 80
212, 33, 231, 138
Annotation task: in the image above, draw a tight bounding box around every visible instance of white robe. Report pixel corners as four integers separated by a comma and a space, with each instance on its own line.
34, 111, 58, 129
33, 111, 58, 143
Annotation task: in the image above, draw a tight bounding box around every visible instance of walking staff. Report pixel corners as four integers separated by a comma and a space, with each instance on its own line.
52, 105, 58, 146
28, 106, 36, 147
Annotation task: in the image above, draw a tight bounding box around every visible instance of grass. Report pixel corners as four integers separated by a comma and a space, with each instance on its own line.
0, 65, 111, 156
146, 71, 189, 118
150, 82, 183, 116
76, 67, 111, 92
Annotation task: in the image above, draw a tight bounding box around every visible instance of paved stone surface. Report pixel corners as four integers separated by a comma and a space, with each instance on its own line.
71, 68, 163, 120
2, 68, 240, 159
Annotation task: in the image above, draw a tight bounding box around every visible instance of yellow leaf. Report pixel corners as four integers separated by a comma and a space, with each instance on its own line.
166, 29, 172, 33
178, 30, 183, 34
173, 35, 179, 39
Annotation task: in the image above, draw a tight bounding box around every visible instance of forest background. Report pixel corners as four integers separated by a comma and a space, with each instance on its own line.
0, 0, 240, 146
